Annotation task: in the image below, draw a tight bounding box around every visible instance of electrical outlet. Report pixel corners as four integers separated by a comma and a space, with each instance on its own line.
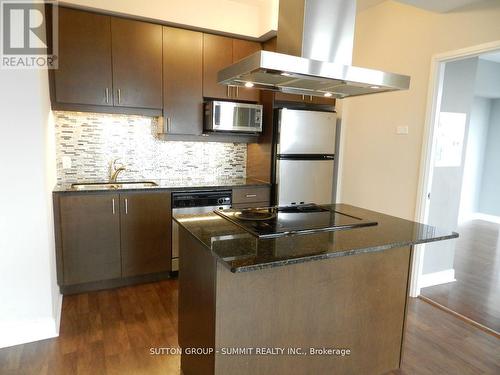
62, 156, 72, 169
396, 126, 409, 135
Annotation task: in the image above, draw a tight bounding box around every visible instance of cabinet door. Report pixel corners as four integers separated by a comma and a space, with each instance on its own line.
163, 27, 203, 135
232, 39, 261, 102
111, 18, 163, 109
274, 92, 303, 102
275, 92, 336, 106
203, 34, 233, 99
54, 8, 113, 106
59, 193, 121, 285
312, 96, 336, 105
120, 192, 172, 277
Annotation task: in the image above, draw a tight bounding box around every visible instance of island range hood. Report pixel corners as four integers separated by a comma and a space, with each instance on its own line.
218, 0, 410, 99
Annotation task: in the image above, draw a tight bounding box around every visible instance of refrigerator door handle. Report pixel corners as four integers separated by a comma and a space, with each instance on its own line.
277, 154, 335, 160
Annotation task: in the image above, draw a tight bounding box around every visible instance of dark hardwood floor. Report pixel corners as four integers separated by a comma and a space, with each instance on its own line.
0, 279, 499, 375
421, 219, 500, 333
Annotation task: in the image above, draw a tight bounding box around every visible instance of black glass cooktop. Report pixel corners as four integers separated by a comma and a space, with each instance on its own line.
214, 204, 378, 239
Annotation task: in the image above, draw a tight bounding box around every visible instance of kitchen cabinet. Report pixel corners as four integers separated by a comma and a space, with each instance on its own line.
163, 27, 203, 135
54, 8, 113, 106
203, 34, 261, 102
203, 34, 234, 100
111, 17, 163, 109
232, 39, 261, 102
275, 92, 336, 105
51, 7, 162, 114
59, 193, 121, 285
55, 190, 172, 293
120, 192, 172, 277
232, 186, 271, 208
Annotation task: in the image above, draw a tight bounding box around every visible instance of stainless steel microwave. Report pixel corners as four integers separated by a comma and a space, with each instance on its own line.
204, 101, 263, 133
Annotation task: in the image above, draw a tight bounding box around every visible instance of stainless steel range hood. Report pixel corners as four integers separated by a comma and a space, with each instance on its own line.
218, 0, 410, 99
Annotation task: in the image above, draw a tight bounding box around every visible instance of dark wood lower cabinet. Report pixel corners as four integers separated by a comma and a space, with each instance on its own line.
120, 192, 172, 277
59, 193, 121, 285
55, 191, 172, 293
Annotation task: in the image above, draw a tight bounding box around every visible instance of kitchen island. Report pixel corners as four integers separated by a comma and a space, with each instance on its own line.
175, 204, 457, 375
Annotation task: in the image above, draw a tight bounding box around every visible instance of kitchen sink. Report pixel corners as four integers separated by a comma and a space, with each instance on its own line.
71, 181, 159, 190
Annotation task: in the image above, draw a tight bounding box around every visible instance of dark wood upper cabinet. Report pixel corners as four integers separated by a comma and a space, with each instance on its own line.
163, 27, 203, 135
111, 17, 163, 109
59, 193, 121, 285
120, 192, 172, 277
203, 34, 262, 102
275, 92, 336, 106
203, 34, 233, 100
54, 8, 113, 106
232, 39, 261, 102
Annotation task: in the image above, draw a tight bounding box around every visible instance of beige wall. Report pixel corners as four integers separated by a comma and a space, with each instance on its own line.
61, 0, 278, 39
340, 0, 500, 220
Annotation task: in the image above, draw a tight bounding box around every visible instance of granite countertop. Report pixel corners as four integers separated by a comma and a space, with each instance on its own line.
53, 177, 270, 193
173, 203, 458, 273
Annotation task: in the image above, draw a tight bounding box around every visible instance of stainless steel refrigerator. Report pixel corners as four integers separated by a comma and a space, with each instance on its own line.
275, 108, 337, 206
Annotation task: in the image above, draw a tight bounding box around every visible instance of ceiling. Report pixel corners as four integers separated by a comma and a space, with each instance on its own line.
480, 51, 500, 64
357, 0, 487, 13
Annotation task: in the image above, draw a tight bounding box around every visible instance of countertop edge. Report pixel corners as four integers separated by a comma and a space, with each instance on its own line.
229, 232, 459, 273
174, 216, 459, 273
53, 180, 271, 193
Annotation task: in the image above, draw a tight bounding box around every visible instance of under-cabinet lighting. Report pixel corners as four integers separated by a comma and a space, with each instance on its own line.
244, 82, 254, 88
324, 92, 333, 97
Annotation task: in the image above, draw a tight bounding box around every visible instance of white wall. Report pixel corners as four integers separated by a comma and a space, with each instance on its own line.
459, 97, 491, 222
340, 0, 500, 221
0, 67, 60, 348
339, 0, 500, 282
61, 0, 278, 39
475, 59, 500, 98
422, 58, 477, 274
479, 99, 500, 216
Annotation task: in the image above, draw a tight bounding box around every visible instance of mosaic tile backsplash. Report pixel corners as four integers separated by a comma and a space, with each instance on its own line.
54, 111, 247, 184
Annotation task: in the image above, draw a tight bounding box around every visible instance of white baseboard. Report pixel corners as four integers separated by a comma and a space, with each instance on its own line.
0, 317, 59, 349
0, 294, 63, 349
55, 293, 63, 334
419, 268, 456, 289
469, 212, 500, 224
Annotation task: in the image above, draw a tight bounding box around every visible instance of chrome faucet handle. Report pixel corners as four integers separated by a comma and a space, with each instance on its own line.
111, 158, 120, 169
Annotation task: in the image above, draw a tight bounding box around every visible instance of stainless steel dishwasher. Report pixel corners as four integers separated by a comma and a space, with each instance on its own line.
171, 190, 232, 272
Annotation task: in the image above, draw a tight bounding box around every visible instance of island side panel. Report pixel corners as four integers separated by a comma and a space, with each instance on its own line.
214, 247, 412, 375
178, 226, 217, 375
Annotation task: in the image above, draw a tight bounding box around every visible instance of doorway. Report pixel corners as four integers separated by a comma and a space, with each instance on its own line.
412, 41, 500, 336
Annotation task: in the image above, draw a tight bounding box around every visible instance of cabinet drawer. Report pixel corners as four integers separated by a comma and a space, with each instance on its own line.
232, 201, 269, 209
232, 187, 270, 204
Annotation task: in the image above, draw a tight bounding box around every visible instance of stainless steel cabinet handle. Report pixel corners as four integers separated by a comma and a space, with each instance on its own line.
125, 198, 128, 215
309, 95, 313, 101
236, 86, 239, 97
105, 88, 109, 104
227, 86, 230, 97
117, 89, 121, 104
302, 95, 305, 100
246, 194, 257, 198
112, 198, 115, 215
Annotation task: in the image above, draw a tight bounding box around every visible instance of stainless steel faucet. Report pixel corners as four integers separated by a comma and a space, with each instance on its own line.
109, 158, 126, 183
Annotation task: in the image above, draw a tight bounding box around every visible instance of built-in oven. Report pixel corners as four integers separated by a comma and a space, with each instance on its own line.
204, 101, 263, 133
171, 190, 232, 272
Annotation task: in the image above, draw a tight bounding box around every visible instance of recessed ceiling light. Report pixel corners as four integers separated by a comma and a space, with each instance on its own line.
324, 92, 333, 97
244, 82, 254, 88
370, 85, 381, 89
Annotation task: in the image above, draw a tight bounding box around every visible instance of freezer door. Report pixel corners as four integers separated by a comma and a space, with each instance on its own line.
278, 109, 337, 155
277, 159, 334, 206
